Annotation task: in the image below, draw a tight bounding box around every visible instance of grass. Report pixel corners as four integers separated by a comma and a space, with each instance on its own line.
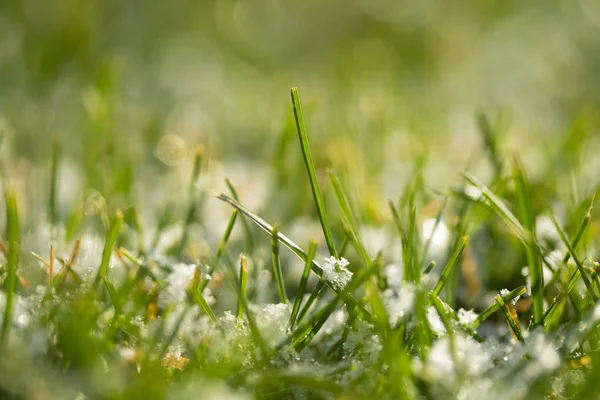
0, 84, 600, 400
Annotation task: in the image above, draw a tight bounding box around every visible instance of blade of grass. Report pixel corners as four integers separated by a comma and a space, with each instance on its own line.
226, 255, 267, 357
226, 178, 255, 252
290, 87, 337, 258
431, 236, 468, 297
296, 280, 326, 326
550, 214, 597, 301
290, 240, 317, 329
188, 287, 217, 323
473, 286, 527, 328
420, 194, 450, 266
199, 209, 238, 292
1, 189, 19, 346
93, 210, 123, 288
476, 112, 503, 176
512, 157, 544, 327
328, 171, 387, 327
179, 147, 203, 256
237, 255, 249, 319
495, 294, 524, 342
463, 173, 529, 244
271, 225, 288, 303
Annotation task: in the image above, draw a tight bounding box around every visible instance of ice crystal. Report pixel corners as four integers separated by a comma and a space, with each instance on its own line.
457, 308, 478, 328
158, 263, 196, 308
321, 256, 353, 290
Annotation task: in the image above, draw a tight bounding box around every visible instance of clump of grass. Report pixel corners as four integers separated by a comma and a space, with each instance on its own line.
0, 88, 599, 400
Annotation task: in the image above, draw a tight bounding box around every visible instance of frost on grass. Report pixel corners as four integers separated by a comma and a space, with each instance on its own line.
424, 333, 492, 384
158, 263, 196, 308
343, 319, 382, 363
321, 256, 353, 290
426, 306, 446, 335
383, 283, 415, 328
457, 308, 478, 328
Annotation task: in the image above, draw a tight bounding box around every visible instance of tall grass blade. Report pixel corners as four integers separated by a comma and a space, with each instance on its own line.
290, 87, 337, 257
512, 157, 544, 326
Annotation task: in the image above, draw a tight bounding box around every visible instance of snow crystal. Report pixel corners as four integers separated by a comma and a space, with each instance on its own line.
321, 256, 353, 290
457, 308, 478, 328
530, 330, 561, 372
500, 288, 520, 305
158, 263, 196, 308
426, 334, 492, 384
427, 306, 446, 335
383, 283, 415, 327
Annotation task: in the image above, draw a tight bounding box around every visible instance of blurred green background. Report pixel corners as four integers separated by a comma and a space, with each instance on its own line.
1, 0, 600, 238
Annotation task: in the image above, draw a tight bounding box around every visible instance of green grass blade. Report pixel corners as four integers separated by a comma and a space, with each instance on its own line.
420, 193, 449, 266
431, 236, 468, 298
512, 157, 544, 327
290, 87, 337, 257
290, 240, 317, 329
271, 225, 288, 304
1, 189, 19, 346
495, 294, 524, 342
296, 280, 326, 326
225, 178, 255, 252
476, 112, 503, 176
179, 147, 203, 256
199, 209, 238, 292
93, 210, 123, 288
328, 171, 370, 264
103, 277, 122, 314
236, 255, 249, 319
550, 214, 597, 301
188, 287, 217, 323
463, 173, 529, 244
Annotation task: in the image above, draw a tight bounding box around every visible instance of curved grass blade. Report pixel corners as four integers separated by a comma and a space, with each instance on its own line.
290, 87, 337, 257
